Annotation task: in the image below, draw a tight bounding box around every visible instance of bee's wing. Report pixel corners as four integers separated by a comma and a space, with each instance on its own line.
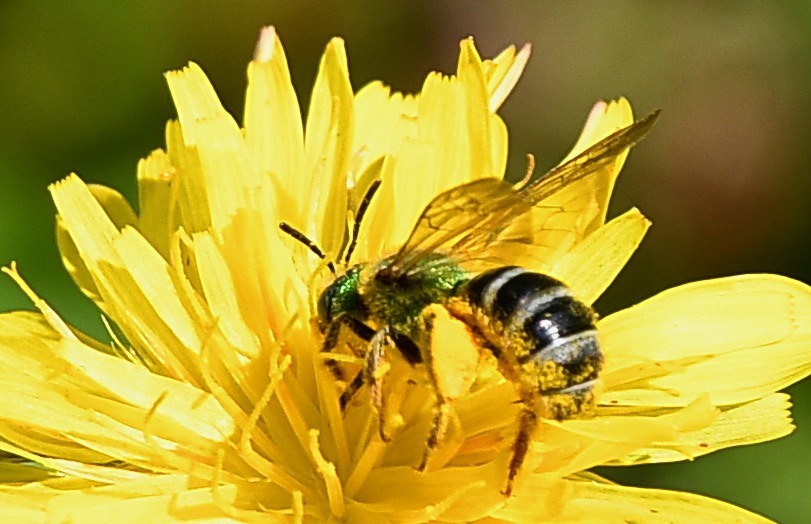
386, 177, 531, 275
388, 110, 661, 277
518, 109, 660, 206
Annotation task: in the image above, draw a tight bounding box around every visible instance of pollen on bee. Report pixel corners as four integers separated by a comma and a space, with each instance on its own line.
420, 304, 480, 400
529, 360, 572, 391
545, 390, 597, 420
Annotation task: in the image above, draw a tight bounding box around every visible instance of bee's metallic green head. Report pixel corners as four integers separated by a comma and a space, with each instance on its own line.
317, 264, 365, 330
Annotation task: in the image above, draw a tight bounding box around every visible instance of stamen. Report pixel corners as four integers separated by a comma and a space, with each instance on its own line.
274, 380, 313, 458
100, 314, 143, 365
344, 438, 386, 498
141, 391, 198, 472
292, 490, 304, 524
308, 429, 345, 519
421, 479, 487, 521
210, 447, 234, 516
3, 262, 77, 340
316, 352, 364, 366
241, 354, 291, 454
315, 363, 351, 472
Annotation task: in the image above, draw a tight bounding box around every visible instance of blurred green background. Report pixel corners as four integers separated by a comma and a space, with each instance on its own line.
0, 1, 809, 520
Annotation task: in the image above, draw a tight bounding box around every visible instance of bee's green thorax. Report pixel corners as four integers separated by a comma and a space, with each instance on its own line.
360, 254, 469, 339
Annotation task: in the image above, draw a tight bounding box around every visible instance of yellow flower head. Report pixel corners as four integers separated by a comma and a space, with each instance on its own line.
0, 26, 809, 522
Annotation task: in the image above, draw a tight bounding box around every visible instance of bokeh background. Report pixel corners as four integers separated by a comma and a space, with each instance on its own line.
0, 1, 809, 520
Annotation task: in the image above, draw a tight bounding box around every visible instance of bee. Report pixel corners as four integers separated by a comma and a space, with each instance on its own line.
282, 109, 659, 495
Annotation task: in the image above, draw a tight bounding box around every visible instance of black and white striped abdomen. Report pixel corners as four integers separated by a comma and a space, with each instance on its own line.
458, 266, 603, 418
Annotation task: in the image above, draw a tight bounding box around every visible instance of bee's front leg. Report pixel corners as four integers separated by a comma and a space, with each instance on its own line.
321, 313, 375, 408
366, 326, 397, 441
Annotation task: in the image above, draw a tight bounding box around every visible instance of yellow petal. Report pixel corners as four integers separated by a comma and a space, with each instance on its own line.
457, 38, 499, 183
60, 338, 232, 442
600, 274, 811, 407
484, 43, 531, 111
533, 396, 718, 476
165, 62, 259, 234
303, 37, 354, 256
0, 486, 47, 522
0, 312, 232, 468
56, 211, 100, 303
611, 393, 795, 465
192, 232, 260, 359
51, 176, 204, 378
0, 474, 252, 523
136, 148, 178, 259
497, 475, 771, 523
244, 26, 304, 200
560, 98, 636, 233
377, 42, 509, 256
553, 207, 650, 304
348, 463, 505, 522
164, 119, 212, 235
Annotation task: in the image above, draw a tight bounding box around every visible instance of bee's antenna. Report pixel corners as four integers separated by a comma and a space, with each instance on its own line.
343, 179, 382, 264
279, 222, 336, 274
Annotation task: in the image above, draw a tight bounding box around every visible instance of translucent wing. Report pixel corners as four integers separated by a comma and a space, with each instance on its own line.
519, 109, 660, 208
387, 110, 661, 278
380, 177, 531, 275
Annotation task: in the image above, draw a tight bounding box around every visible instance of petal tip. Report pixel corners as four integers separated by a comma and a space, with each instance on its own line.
254, 26, 277, 63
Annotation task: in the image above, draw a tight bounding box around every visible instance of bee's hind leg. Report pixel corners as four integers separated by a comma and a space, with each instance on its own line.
502, 394, 539, 497
415, 305, 476, 472
417, 394, 454, 471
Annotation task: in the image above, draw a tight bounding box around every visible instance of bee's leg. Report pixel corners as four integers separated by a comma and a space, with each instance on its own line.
502, 394, 539, 497
338, 371, 367, 409
365, 326, 396, 441
321, 314, 375, 405
417, 394, 453, 471
416, 310, 451, 471
415, 305, 473, 472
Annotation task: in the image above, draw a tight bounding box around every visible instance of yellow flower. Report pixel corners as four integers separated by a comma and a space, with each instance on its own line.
0, 25, 808, 523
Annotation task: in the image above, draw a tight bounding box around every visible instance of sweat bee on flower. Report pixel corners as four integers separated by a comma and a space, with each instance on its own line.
282, 108, 659, 496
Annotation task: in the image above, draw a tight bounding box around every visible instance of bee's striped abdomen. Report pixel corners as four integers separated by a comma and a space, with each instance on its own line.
459, 266, 603, 420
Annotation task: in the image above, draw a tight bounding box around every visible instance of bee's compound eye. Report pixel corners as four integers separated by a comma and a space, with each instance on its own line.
317, 265, 364, 331
317, 285, 336, 327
